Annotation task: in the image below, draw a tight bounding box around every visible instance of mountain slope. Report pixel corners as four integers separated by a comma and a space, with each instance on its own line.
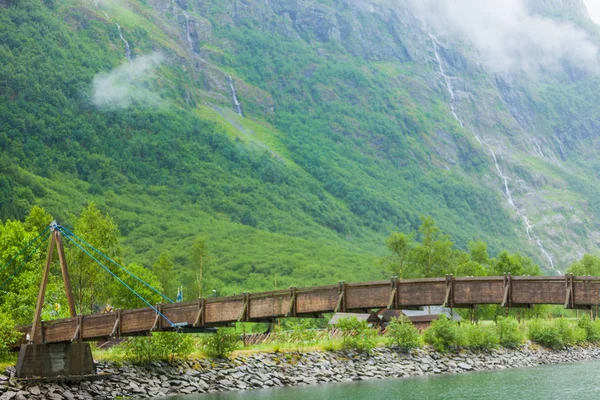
2, 0, 600, 292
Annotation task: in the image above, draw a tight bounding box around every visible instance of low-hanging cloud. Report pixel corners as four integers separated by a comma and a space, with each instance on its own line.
409, 0, 599, 74
92, 53, 165, 108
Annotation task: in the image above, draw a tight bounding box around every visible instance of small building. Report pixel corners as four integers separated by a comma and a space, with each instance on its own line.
378, 306, 461, 331
328, 312, 381, 327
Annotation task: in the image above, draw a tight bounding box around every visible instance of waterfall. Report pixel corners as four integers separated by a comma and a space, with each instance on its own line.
228, 75, 243, 116
182, 11, 194, 53
116, 23, 132, 62
429, 35, 482, 145
489, 150, 516, 209
92, 1, 131, 60
534, 142, 545, 158
429, 33, 556, 272
169, 0, 194, 54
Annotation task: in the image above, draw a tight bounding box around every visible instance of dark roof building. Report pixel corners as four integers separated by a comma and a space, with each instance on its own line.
378, 307, 461, 330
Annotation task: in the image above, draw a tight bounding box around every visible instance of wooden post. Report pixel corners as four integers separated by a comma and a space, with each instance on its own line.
30, 231, 56, 344
30, 223, 78, 344
443, 275, 454, 308
335, 281, 346, 313
55, 231, 76, 318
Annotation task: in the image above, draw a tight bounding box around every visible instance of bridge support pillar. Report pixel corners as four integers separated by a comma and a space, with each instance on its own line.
16, 342, 96, 378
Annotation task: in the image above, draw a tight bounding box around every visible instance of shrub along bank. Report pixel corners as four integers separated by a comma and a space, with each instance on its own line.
2, 315, 600, 368
90, 315, 600, 365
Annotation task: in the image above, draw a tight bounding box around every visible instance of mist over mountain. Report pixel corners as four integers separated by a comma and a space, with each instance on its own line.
2, 0, 600, 292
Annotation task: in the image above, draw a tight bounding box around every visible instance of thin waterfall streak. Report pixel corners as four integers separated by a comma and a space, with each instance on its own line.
534, 142, 545, 158
116, 23, 132, 61
228, 75, 243, 116
489, 149, 515, 208
170, 0, 194, 54
182, 11, 194, 52
92, 0, 110, 20
429, 32, 556, 272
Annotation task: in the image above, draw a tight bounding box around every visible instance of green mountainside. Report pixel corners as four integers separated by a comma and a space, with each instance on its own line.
2, 0, 600, 296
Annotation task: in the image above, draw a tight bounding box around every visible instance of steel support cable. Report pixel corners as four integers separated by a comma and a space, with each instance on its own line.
0, 226, 50, 275
60, 231, 178, 328
58, 226, 174, 304
0, 230, 51, 292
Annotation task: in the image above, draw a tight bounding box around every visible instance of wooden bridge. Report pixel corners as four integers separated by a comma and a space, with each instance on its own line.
6, 222, 600, 378
22, 274, 600, 344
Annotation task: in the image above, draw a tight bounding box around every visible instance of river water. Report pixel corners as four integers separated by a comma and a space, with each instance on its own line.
161, 360, 600, 400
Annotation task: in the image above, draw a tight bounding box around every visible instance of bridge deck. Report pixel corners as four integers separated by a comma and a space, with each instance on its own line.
20, 275, 600, 344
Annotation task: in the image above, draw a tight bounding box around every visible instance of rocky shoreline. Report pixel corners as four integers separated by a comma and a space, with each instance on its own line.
2, 344, 600, 399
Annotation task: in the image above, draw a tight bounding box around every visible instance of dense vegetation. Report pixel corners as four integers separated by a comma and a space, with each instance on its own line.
2, 0, 600, 307
0, 0, 536, 296
87, 314, 600, 366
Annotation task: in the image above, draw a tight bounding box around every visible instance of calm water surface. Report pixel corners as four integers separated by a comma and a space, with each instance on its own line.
160, 360, 600, 400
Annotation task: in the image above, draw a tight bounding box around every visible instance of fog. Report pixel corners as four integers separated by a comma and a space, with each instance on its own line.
91, 53, 165, 109
410, 0, 599, 74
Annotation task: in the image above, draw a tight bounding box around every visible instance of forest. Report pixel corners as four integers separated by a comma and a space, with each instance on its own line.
4, 204, 599, 329
0, 0, 534, 296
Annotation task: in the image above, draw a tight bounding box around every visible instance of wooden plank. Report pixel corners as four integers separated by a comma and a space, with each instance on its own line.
454, 279, 504, 304
296, 287, 339, 314
30, 232, 55, 344
398, 280, 446, 306
574, 281, 600, 305
55, 231, 77, 318
204, 299, 245, 324
512, 279, 565, 304
248, 294, 287, 319
346, 283, 389, 309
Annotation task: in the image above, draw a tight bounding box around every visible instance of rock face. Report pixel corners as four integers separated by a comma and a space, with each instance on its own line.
2, 344, 600, 399
148, 0, 600, 270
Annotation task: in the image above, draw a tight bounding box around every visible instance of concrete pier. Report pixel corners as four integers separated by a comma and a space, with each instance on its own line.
16, 343, 96, 378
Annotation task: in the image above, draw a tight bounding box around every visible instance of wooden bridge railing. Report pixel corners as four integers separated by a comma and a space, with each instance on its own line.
19, 275, 600, 344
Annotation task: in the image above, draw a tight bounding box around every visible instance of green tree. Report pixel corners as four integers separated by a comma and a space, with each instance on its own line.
192, 236, 209, 299
69, 203, 120, 314
0, 207, 69, 325
385, 232, 414, 278
411, 216, 454, 278
491, 251, 541, 276
153, 252, 176, 299
108, 263, 164, 309
567, 254, 600, 276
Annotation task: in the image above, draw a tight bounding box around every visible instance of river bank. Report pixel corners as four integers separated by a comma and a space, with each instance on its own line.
2, 344, 600, 399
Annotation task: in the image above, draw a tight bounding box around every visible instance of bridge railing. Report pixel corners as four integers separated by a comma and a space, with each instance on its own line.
16, 275, 600, 344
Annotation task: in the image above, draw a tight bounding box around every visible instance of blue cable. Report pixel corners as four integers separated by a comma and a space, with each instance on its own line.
0, 230, 51, 292
60, 232, 177, 328
0, 226, 50, 275
58, 226, 174, 304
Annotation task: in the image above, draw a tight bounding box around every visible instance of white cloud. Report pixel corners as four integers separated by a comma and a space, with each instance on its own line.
410, 0, 598, 74
92, 53, 165, 108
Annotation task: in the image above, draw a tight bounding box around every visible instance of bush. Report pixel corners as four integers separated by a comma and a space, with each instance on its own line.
286, 320, 318, 352
577, 314, 600, 342
496, 316, 524, 348
123, 332, 195, 364
462, 324, 498, 350
336, 317, 378, 352
527, 318, 584, 349
385, 316, 421, 352
423, 315, 461, 352
0, 314, 20, 360
202, 328, 240, 358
